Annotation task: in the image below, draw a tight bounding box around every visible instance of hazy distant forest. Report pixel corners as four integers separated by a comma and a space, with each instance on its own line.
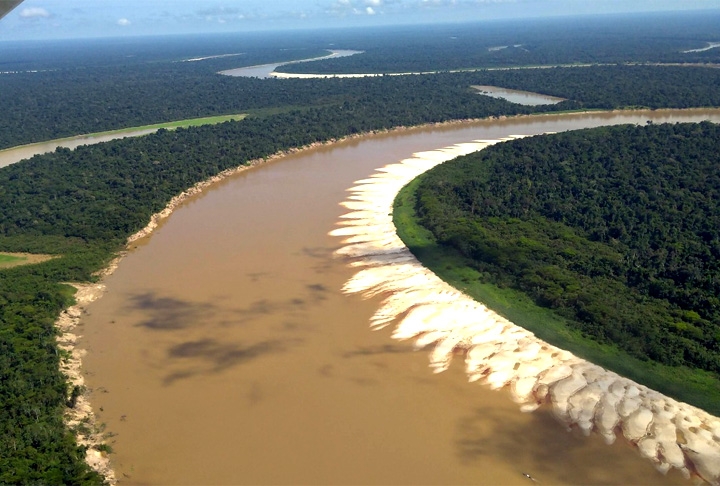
1, 11, 720, 484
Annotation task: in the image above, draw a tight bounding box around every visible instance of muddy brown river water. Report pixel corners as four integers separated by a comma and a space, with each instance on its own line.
73, 110, 720, 485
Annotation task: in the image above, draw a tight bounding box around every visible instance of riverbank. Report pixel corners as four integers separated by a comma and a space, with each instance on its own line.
57, 282, 117, 484
471, 85, 565, 105
219, 49, 363, 78
0, 114, 246, 168
56, 118, 477, 481
76, 112, 690, 485
271, 61, 720, 79
26, 108, 717, 482
330, 135, 720, 484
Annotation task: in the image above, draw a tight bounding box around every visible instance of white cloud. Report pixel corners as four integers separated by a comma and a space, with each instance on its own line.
365, 0, 382, 5
117, 18, 131, 26
366, 6, 376, 14
196, 7, 241, 16
193, 6, 252, 24
19, 7, 51, 19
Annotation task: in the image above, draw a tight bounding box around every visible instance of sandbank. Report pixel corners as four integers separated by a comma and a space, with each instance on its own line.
54, 118, 481, 482
39, 108, 720, 482
330, 136, 720, 485
218, 49, 363, 78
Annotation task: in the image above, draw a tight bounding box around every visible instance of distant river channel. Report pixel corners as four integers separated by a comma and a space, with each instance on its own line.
472, 85, 566, 105
0, 129, 157, 169
72, 108, 720, 485
4, 110, 718, 484
219, 49, 363, 79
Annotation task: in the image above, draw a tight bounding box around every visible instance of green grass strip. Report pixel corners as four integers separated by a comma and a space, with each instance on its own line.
87, 113, 248, 134
0, 253, 25, 266
0, 114, 247, 155
394, 174, 720, 415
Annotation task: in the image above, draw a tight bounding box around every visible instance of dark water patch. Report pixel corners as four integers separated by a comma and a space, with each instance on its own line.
342, 344, 415, 358
163, 338, 295, 385
131, 292, 215, 331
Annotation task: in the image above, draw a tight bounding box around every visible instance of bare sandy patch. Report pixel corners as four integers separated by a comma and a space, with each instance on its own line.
57, 283, 117, 485
0, 252, 55, 269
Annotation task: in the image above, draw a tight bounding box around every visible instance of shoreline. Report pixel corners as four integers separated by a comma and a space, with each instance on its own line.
57, 282, 117, 484
0, 114, 246, 168
330, 136, 720, 484
58, 118, 483, 482
49, 108, 720, 482
219, 49, 363, 78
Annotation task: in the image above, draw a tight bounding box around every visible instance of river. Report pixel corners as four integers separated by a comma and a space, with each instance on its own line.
218, 50, 363, 79
0, 129, 156, 169
11, 109, 717, 484
471, 85, 565, 105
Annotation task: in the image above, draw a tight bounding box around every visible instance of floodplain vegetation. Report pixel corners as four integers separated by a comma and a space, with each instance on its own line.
401, 122, 720, 413
1, 10, 720, 483
0, 252, 54, 269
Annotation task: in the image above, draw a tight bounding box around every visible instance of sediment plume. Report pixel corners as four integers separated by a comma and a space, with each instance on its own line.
330, 137, 720, 485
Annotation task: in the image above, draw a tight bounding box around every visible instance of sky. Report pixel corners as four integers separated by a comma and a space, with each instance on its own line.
1, 0, 719, 40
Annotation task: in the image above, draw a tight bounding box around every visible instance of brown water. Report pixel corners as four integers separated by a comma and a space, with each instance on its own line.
79, 110, 720, 485
472, 85, 565, 105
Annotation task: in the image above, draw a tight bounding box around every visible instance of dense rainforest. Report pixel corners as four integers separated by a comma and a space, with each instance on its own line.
0, 97, 538, 484
2, 12, 720, 483
0, 69, 540, 150
3, 10, 720, 150
279, 10, 720, 74
412, 122, 720, 397
4, 63, 720, 151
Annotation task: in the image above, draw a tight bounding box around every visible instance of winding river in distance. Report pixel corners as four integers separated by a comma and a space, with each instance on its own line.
67, 109, 720, 485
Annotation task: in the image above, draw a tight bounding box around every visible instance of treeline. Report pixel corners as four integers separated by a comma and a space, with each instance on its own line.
5, 61, 720, 151
413, 122, 720, 377
0, 67, 540, 150
0, 95, 538, 483
3, 9, 720, 152
279, 11, 720, 74
0, 94, 539, 245
0, 260, 108, 485
2, 20, 720, 481
471, 65, 720, 110
2, 66, 592, 150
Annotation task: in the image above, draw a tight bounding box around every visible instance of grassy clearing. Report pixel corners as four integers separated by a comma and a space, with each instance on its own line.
75, 113, 248, 137
393, 175, 720, 415
0, 252, 55, 269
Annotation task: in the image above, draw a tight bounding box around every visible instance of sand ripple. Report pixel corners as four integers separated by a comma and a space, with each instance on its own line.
330, 137, 720, 485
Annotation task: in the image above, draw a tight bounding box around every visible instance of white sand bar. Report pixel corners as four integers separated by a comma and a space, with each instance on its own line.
330, 137, 720, 485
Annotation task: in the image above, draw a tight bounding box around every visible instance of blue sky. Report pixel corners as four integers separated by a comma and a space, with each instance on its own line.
2, 0, 719, 40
